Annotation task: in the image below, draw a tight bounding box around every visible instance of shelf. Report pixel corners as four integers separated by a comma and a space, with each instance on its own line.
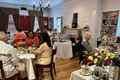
101, 11, 119, 37
102, 24, 116, 27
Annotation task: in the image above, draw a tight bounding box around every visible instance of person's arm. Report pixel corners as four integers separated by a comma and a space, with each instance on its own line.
33, 43, 48, 55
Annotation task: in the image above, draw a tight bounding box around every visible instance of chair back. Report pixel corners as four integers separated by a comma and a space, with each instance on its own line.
0, 60, 6, 80
51, 48, 57, 64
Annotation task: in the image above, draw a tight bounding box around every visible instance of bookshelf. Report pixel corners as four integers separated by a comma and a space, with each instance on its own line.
101, 11, 119, 37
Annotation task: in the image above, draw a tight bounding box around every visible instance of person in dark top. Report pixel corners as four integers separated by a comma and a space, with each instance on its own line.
71, 30, 86, 63
116, 37, 120, 43
97, 37, 101, 47
76, 31, 86, 63
70, 37, 76, 57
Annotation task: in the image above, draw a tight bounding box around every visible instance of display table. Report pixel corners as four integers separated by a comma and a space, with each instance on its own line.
70, 70, 93, 80
54, 40, 73, 58
70, 66, 95, 80
70, 65, 118, 80
17, 53, 36, 80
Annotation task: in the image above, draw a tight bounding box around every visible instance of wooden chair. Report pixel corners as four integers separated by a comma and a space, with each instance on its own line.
35, 48, 57, 80
0, 61, 20, 80
52, 49, 57, 75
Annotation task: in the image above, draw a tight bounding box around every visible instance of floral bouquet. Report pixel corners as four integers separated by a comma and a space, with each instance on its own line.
83, 48, 116, 66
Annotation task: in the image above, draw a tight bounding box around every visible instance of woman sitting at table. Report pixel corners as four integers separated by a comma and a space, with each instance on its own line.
33, 32, 52, 65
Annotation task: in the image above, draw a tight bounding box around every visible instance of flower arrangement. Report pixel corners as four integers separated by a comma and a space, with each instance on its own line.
83, 48, 116, 66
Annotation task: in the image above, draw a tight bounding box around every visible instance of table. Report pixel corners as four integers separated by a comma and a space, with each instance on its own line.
17, 53, 36, 80
70, 70, 93, 80
70, 65, 118, 80
54, 40, 73, 58
70, 66, 95, 80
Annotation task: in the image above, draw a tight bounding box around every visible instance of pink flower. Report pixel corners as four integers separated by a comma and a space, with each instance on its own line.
95, 53, 99, 56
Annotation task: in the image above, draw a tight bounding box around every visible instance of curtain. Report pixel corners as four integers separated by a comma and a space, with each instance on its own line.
7, 14, 17, 33
43, 17, 49, 29
19, 16, 31, 31
0, 9, 8, 32
29, 11, 35, 32
13, 13, 19, 31
33, 16, 40, 32
19, 9, 31, 31
38, 7, 44, 32
38, 16, 42, 31
31, 15, 35, 32
7, 8, 19, 31
8, 8, 19, 31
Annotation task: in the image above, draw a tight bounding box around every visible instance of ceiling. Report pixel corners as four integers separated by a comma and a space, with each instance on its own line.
50, 0, 63, 7
0, 0, 63, 7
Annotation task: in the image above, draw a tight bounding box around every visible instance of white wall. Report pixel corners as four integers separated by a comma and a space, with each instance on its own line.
103, 0, 120, 11
50, 0, 63, 7
94, 0, 103, 37
50, 0, 120, 38
64, 0, 97, 28
63, 0, 102, 41
51, 0, 98, 29
51, 0, 103, 47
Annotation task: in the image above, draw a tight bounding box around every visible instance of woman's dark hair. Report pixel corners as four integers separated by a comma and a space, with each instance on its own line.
117, 37, 120, 43
40, 32, 51, 47
17, 29, 22, 32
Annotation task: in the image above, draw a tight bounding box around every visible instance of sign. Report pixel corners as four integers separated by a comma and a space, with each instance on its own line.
64, 28, 80, 37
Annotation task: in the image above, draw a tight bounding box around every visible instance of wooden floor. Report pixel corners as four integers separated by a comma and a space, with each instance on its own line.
42, 57, 80, 80
55, 58, 80, 80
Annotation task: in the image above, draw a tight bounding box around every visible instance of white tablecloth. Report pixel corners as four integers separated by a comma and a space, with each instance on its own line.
17, 54, 36, 80
70, 65, 116, 80
54, 41, 73, 58
70, 66, 95, 80
70, 70, 93, 80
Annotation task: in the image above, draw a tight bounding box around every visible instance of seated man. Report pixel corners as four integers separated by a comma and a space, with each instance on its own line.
0, 32, 19, 78
82, 31, 93, 54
